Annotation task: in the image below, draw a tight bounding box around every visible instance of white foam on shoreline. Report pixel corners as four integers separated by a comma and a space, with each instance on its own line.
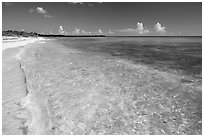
2, 37, 46, 52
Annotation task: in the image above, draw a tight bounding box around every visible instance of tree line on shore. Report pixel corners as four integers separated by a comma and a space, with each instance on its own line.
3, 30, 39, 37
2, 30, 106, 37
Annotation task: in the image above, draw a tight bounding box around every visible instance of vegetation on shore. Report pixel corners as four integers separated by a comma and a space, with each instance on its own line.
3, 30, 39, 37
2, 30, 106, 37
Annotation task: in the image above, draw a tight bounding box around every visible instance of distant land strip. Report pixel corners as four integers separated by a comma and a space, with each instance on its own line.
2, 30, 106, 37
2, 30, 201, 37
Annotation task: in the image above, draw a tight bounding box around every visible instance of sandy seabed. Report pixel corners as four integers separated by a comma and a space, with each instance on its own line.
2, 38, 202, 135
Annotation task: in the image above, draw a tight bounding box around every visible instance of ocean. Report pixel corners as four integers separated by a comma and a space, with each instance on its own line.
58, 36, 202, 78
14, 36, 202, 134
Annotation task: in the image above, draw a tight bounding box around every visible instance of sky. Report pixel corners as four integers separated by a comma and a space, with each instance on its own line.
2, 2, 202, 36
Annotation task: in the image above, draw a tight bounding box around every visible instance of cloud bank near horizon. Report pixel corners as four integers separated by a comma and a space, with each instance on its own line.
58, 26, 68, 35
42, 22, 167, 35
51, 26, 106, 35
47, 22, 167, 35
112, 22, 167, 35
154, 22, 166, 34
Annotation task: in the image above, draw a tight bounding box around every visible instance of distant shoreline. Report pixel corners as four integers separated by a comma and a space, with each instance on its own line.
2, 30, 201, 38
3, 35, 201, 38
38, 34, 106, 37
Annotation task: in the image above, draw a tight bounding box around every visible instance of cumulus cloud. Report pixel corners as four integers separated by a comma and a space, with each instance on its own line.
109, 30, 114, 34
36, 7, 47, 14
136, 22, 149, 34
113, 22, 150, 35
70, 28, 93, 35
81, 30, 86, 34
98, 29, 103, 34
154, 22, 166, 33
73, 28, 80, 35
58, 26, 67, 35
44, 14, 52, 18
59, 26, 63, 31
93, 29, 103, 34
81, 30, 91, 35
29, 7, 52, 18
114, 28, 135, 33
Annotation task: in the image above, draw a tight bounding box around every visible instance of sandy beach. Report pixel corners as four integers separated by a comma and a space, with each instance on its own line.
2, 37, 45, 51
2, 37, 46, 134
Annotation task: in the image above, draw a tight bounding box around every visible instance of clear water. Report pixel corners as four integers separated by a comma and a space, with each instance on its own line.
19, 37, 202, 134
58, 37, 202, 78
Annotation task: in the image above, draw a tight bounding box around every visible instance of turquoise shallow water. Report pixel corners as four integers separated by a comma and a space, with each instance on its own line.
18, 38, 202, 134
58, 37, 202, 78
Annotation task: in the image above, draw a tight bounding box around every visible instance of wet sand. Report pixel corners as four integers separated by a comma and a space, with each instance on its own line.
2, 38, 202, 135
2, 47, 28, 134
2, 38, 46, 135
